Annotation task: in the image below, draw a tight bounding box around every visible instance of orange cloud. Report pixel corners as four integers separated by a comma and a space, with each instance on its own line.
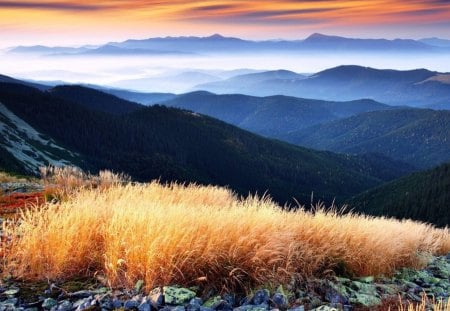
1, 0, 449, 46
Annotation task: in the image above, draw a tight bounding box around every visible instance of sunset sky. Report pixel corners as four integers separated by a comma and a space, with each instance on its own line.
1, 0, 450, 47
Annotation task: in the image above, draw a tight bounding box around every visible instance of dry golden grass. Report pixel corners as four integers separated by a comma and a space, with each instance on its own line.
40, 166, 129, 200
2, 181, 450, 293
397, 295, 450, 311
0, 171, 30, 183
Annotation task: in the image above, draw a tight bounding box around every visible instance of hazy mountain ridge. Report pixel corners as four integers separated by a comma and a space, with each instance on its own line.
7, 33, 450, 56
160, 91, 392, 138
195, 65, 450, 107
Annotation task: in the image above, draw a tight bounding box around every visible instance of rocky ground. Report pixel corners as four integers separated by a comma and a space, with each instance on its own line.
0, 182, 43, 195
0, 254, 449, 311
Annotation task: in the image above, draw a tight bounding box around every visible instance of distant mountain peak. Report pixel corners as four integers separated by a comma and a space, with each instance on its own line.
209, 34, 225, 39
305, 33, 341, 40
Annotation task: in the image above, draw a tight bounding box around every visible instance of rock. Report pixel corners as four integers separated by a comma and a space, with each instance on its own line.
223, 294, 235, 307
325, 283, 350, 305
310, 306, 338, 311
203, 297, 222, 309
355, 276, 374, 283
112, 299, 123, 309
42, 298, 58, 310
214, 300, 233, 311
349, 293, 381, 307
124, 300, 140, 309
57, 300, 73, 311
0, 298, 18, 308
349, 281, 377, 296
286, 307, 304, 311
73, 297, 94, 311
271, 293, 288, 308
171, 307, 186, 311
163, 287, 196, 305
233, 304, 269, 311
93, 288, 109, 295
135, 280, 145, 294
310, 297, 324, 309
251, 290, 270, 305
101, 299, 114, 310
187, 298, 202, 311
190, 298, 203, 306
4, 288, 19, 296
69, 291, 95, 299
148, 288, 163, 307
138, 302, 151, 311
376, 284, 398, 295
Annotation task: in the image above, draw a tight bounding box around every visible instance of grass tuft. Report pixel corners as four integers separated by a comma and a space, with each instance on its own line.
2, 180, 450, 293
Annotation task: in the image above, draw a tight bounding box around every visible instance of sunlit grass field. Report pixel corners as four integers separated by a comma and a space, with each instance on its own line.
2, 169, 449, 294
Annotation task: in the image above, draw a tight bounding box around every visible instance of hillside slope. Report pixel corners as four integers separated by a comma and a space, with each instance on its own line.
0, 82, 413, 204
348, 163, 450, 227
288, 109, 450, 169
0, 102, 81, 174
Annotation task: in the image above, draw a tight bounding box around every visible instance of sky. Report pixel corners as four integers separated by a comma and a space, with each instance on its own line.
1, 0, 450, 47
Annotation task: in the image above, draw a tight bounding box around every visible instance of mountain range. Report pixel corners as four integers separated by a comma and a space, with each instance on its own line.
160, 91, 392, 138
194, 65, 450, 108
0, 80, 414, 205
7, 33, 450, 56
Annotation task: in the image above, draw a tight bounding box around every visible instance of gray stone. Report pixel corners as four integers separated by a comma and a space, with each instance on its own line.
42, 298, 58, 310
56, 300, 73, 311
286, 307, 305, 311
148, 288, 163, 307
0, 298, 19, 311
124, 300, 140, 309
69, 291, 94, 299
223, 294, 235, 307
138, 302, 151, 311
203, 297, 222, 309
190, 298, 203, 306
73, 297, 94, 311
233, 304, 269, 311
187, 305, 200, 311
355, 276, 374, 283
4, 289, 19, 296
101, 299, 114, 310
349, 293, 381, 307
135, 280, 145, 294
310, 306, 339, 311
112, 299, 123, 309
271, 293, 287, 308
252, 290, 270, 305
163, 287, 196, 305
